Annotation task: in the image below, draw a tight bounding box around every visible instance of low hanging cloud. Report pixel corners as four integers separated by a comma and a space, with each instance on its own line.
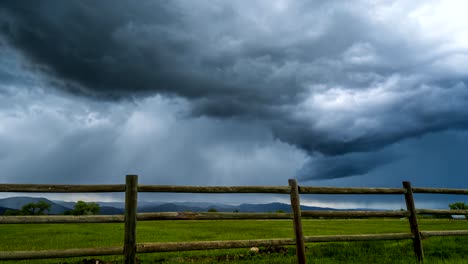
1, 0, 468, 180
296, 151, 400, 180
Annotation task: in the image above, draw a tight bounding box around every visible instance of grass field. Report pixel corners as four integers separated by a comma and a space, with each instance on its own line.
0, 219, 467, 263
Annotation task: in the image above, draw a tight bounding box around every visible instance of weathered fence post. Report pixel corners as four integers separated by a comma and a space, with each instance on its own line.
124, 175, 138, 264
289, 179, 306, 264
403, 181, 424, 263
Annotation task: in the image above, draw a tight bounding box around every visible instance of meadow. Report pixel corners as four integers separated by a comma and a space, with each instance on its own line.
0, 219, 467, 263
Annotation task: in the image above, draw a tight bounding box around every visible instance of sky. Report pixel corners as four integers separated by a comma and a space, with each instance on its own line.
0, 0, 467, 208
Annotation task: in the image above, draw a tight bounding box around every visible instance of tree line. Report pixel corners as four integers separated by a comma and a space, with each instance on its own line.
3, 201, 100, 216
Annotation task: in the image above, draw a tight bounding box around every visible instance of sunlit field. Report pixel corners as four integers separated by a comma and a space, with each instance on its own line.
1, 219, 467, 263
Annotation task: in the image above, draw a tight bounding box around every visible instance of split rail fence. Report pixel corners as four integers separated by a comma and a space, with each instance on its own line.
0, 175, 468, 263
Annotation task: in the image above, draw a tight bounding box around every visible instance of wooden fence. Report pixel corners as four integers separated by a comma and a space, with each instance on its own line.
0, 175, 467, 264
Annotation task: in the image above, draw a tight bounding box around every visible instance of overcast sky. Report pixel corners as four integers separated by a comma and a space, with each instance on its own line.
1, 1, 467, 208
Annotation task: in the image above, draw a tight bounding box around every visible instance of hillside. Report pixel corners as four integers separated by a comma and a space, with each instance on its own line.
0, 197, 71, 214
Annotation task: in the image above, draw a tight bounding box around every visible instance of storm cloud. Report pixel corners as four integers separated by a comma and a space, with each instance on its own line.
1, 0, 468, 180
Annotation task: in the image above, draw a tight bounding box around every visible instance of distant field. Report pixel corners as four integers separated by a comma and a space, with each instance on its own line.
0, 219, 467, 263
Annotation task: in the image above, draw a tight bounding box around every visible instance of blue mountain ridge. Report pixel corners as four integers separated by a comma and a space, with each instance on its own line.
0, 196, 378, 215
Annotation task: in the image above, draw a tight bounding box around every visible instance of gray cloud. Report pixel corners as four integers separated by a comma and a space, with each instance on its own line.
296, 151, 399, 180
1, 1, 468, 180
0, 78, 305, 186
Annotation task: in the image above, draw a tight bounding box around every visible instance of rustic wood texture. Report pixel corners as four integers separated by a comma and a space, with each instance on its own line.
124, 175, 138, 264
421, 230, 468, 238
0, 247, 122, 260
138, 185, 291, 193
301, 210, 410, 218
0, 210, 413, 224
304, 233, 414, 242
412, 187, 468, 195
137, 238, 296, 253
416, 209, 468, 215
299, 186, 405, 194
137, 212, 293, 221
0, 215, 124, 224
403, 181, 424, 263
289, 179, 306, 264
0, 184, 125, 193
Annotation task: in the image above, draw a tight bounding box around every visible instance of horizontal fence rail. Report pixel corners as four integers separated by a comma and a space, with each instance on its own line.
0, 210, 417, 224
0, 176, 467, 264
0, 210, 419, 224
304, 233, 415, 242
137, 238, 297, 253
0, 247, 123, 261
420, 230, 468, 238
412, 187, 468, 195
0, 184, 126, 193
6, 184, 466, 195
416, 209, 468, 215
0, 215, 125, 224
299, 186, 406, 194
301, 210, 410, 218
138, 185, 291, 193
137, 212, 293, 220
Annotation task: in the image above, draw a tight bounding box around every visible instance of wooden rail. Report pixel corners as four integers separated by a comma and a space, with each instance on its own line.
0, 184, 125, 193
0, 247, 123, 261
421, 230, 468, 238
299, 186, 405, 194
138, 185, 291, 193
0, 215, 125, 223
137, 238, 297, 253
416, 209, 468, 215
301, 210, 410, 218
412, 187, 468, 194
0, 176, 467, 264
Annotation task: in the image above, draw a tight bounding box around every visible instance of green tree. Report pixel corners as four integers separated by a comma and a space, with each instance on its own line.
21, 201, 51, 215
449, 202, 467, 219
66, 201, 100, 215
449, 202, 466, 210
3, 209, 20, 216
207, 208, 218, 212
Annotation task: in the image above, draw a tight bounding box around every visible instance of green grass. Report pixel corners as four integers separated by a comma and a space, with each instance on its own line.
0, 219, 467, 263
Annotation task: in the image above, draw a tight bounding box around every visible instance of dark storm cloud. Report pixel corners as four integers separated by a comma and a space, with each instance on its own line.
0, 0, 355, 103
296, 151, 399, 180
1, 0, 468, 180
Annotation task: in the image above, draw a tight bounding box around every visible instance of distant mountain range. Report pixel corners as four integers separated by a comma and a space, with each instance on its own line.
0, 196, 360, 215
137, 202, 337, 213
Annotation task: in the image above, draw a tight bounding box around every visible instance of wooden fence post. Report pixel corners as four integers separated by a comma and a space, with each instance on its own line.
124, 175, 138, 264
403, 181, 424, 263
289, 179, 306, 264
